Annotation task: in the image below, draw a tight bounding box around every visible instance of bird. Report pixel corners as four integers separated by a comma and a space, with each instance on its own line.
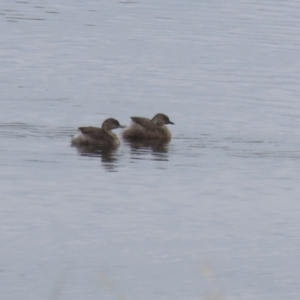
71, 118, 125, 147
122, 113, 174, 140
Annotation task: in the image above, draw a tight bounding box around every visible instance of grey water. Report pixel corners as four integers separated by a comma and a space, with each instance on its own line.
1, 1, 300, 299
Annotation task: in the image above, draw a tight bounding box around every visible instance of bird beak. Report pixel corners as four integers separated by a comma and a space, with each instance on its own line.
119, 125, 127, 128
168, 121, 174, 125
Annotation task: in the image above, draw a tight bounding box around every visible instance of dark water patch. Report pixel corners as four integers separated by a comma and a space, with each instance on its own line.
72, 144, 121, 172
0, 122, 45, 129
1, 132, 27, 137
124, 140, 170, 163
174, 136, 200, 140
224, 137, 243, 141
72, 144, 119, 160
125, 139, 170, 153
129, 156, 150, 161
6, 16, 45, 21
4, 98, 70, 103
235, 151, 300, 159
0, 123, 74, 139
119, 1, 137, 4
189, 144, 207, 149
41, 98, 70, 102
45, 11, 59, 14
230, 139, 264, 144
154, 16, 173, 20
23, 159, 61, 164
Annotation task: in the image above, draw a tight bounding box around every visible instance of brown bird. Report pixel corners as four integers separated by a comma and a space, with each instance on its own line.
72, 118, 125, 147
122, 113, 174, 140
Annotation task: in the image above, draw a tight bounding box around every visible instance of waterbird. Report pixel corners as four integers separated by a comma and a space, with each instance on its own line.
122, 113, 174, 140
71, 118, 125, 147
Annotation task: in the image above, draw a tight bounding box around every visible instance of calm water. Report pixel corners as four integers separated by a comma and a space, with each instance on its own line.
1, 1, 300, 299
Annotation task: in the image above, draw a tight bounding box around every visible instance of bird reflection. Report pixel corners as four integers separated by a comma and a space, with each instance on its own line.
124, 139, 170, 161
72, 144, 119, 171
72, 138, 171, 169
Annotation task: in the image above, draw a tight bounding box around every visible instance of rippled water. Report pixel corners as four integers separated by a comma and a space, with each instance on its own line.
1, 1, 300, 299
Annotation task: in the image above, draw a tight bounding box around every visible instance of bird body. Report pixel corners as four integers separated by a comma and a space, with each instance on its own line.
122, 113, 174, 140
72, 118, 125, 147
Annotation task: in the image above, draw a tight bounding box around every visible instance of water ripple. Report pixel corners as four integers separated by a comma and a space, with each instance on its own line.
0, 122, 74, 139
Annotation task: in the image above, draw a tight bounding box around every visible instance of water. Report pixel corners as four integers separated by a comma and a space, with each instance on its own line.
1, 1, 300, 299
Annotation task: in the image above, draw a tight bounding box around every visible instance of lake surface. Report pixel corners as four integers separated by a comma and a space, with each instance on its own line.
1, 1, 300, 299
